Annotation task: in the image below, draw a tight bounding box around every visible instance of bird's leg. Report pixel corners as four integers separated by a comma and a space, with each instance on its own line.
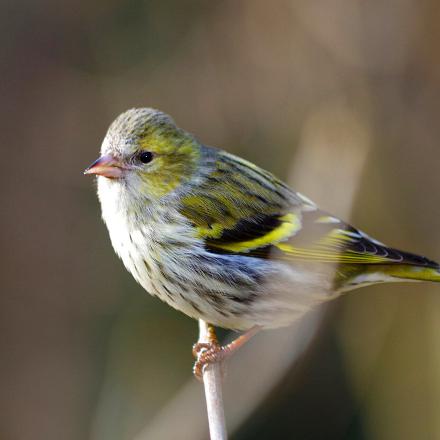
192, 325, 260, 380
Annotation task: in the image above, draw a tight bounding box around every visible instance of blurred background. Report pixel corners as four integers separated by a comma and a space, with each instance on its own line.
2, 1, 440, 439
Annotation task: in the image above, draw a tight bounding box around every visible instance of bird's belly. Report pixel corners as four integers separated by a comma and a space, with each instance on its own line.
119, 236, 336, 330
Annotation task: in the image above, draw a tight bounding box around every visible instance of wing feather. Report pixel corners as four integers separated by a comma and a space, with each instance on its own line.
181, 148, 438, 269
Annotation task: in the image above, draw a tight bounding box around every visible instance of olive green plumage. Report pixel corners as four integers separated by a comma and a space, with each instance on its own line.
86, 108, 440, 330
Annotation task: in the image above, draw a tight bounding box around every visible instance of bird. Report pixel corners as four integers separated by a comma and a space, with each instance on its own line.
85, 107, 440, 377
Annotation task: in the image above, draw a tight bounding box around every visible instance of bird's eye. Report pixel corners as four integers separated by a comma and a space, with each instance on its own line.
138, 151, 154, 164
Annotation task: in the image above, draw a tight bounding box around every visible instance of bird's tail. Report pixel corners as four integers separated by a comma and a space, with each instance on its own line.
363, 246, 440, 284
339, 262, 440, 293
383, 264, 440, 283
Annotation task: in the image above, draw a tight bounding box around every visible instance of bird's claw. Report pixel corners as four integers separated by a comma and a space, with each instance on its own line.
192, 341, 225, 380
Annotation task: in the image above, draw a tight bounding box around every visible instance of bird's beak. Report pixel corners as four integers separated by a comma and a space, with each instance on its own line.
84, 154, 124, 179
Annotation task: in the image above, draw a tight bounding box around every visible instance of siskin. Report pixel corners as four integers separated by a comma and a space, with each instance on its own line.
85, 108, 440, 376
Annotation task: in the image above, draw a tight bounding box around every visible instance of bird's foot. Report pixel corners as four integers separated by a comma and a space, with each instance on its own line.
192, 325, 261, 380
192, 340, 226, 380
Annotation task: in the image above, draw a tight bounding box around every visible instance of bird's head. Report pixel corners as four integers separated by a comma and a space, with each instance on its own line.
85, 108, 201, 204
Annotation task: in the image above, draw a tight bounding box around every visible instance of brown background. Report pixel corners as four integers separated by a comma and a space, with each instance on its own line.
2, 1, 440, 439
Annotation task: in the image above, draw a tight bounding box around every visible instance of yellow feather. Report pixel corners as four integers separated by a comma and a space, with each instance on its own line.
276, 242, 390, 264
214, 213, 301, 253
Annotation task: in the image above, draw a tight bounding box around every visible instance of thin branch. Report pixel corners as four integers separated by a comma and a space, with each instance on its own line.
198, 319, 227, 440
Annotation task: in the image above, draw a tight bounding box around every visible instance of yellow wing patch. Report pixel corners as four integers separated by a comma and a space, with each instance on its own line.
273, 225, 392, 264
275, 242, 391, 264
213, 214, 301, 253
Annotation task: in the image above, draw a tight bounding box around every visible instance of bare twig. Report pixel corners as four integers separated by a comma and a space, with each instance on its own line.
198, 319, 227, 440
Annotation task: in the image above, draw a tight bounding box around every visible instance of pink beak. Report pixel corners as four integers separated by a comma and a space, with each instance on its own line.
84, 154, 123, 179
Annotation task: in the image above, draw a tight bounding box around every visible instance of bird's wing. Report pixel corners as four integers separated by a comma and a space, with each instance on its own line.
180, 150, 437, 268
